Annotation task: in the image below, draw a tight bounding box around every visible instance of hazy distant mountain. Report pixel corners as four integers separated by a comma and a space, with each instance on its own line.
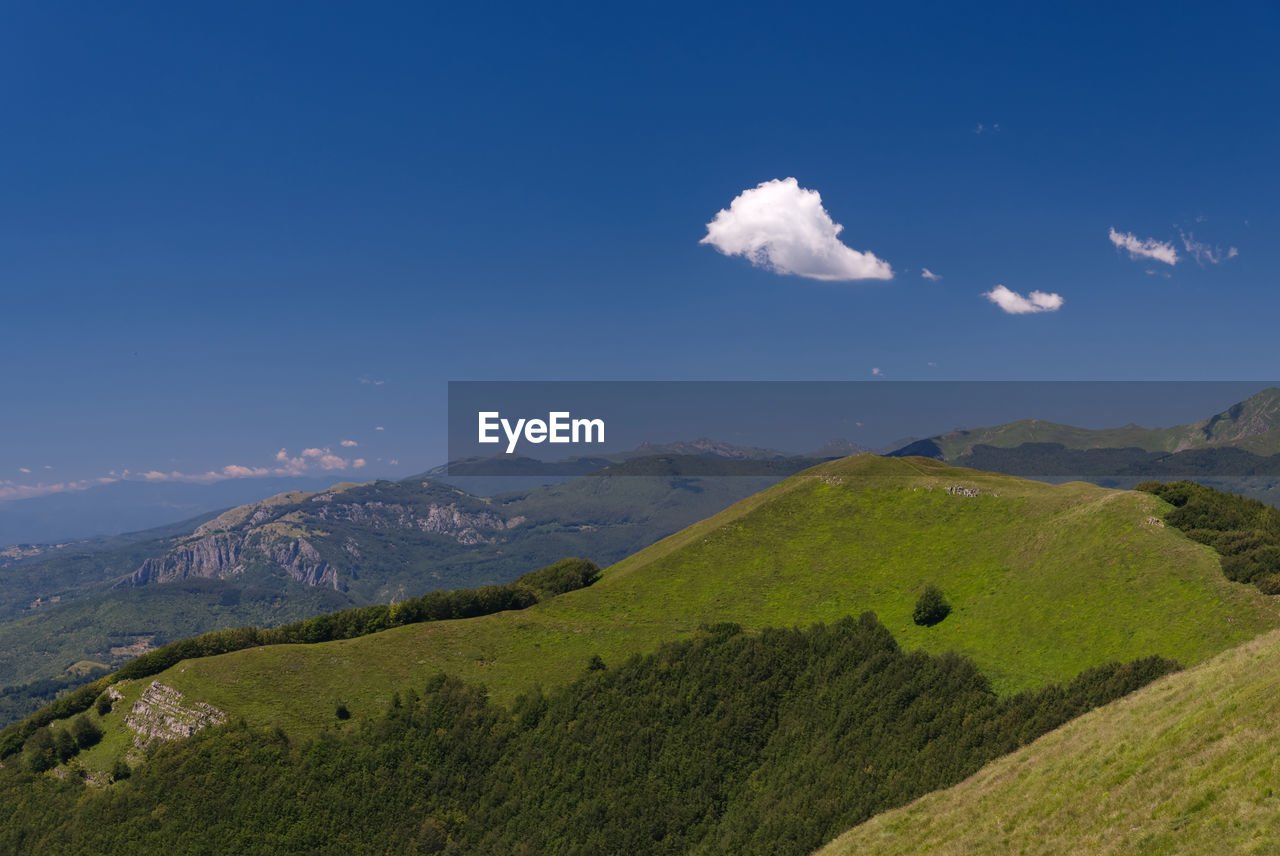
0, 476, 339, 549
892, 388, 1280, 460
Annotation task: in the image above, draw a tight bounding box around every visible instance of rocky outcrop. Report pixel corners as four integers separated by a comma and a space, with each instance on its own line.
125, 682, 226, 746
132, 532, 245, 585
267, 537, 339, 589
313, 501, 511, 538
130, 490, 517, 591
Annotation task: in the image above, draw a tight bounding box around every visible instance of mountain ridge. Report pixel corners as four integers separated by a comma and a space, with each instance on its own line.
895, 388, 1280, 460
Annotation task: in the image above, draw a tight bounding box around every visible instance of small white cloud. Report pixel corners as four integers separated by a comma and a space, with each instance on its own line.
353, 458, 367, 468
1228, 246, 1239, 258
701, 178, 893, 281
18, 467, 30, 474
375, 426, 385, 432
1109, 228, 1178, 265
927, 361, 937, 367
43, 465, 52, 470
340, 439, 358, 448
220, 464, 270, 478
921, 268, 941, 281
871, 367, 883, 376
389, 458, 399, 466
359, 377, 386, 386
275, 447, 354, 475
983, 285, 1064, 315
973, 122, 1000, 134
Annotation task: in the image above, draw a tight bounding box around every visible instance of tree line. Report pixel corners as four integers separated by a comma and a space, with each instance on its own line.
1138, 480, 1280, 592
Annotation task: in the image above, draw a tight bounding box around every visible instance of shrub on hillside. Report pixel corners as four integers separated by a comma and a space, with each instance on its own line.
913, 584, 951, 626
515, 557, 600, 595
71, 714, 102, 750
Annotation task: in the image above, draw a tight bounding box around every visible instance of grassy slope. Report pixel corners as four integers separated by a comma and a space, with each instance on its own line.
123, 455, 1279, 744
817, 627, 1280, 856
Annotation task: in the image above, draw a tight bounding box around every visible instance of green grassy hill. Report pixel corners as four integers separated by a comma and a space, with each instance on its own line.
99, 455, 1277, 749
817, 625, 1280, 856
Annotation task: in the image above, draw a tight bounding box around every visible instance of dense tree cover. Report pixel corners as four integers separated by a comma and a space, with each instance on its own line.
0, 666, 110, 728
0, 559, 600, 761
0, 613, 1177, 856
1139, 481, 1280, 592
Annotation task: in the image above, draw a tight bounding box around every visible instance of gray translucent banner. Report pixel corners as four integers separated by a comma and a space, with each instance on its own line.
447, 380, 1280, 479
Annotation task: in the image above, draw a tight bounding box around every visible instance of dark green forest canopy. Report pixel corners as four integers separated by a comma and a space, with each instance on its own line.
0, 614, 1177, 856
1139, 480, 1280, 593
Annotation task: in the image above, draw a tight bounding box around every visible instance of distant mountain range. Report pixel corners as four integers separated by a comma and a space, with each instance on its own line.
888, 389, 1280, 500
893, 387, 1280, 460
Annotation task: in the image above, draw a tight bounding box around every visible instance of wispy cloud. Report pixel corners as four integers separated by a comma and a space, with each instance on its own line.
1109, 228, 1179, 265
871, 367, 883, 376
340, 439, 358, 448
701, 178, 893, 281
983, 285, 1064, 315
921, 268, 942, 281
141, 464, 272, 483
2, 443, 377, 501
0, 477, 116, 501
1179, 230, 1237, 265
375, 426, 385, 432
359, 377, 386, 386
973, 122, 1000, 134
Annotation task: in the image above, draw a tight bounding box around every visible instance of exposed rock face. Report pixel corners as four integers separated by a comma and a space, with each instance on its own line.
129, 484, 518, 592
132, 532, 245, 585
267, 537, 337, 588
312, 500, 512, 541
125, 682, 226, 746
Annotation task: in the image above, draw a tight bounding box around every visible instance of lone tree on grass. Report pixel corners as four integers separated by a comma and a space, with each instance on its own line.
913, 584, 951, 627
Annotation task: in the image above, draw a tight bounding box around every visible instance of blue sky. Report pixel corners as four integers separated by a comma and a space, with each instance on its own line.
2, 2, 1278, 499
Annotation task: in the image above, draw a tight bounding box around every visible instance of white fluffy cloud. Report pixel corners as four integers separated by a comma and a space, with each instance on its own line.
1109, 228, 1178, 265
701, 178, 892, 281
921, 268, 941, 281
983, 285, 1064, 315
340, 439, 358, 448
